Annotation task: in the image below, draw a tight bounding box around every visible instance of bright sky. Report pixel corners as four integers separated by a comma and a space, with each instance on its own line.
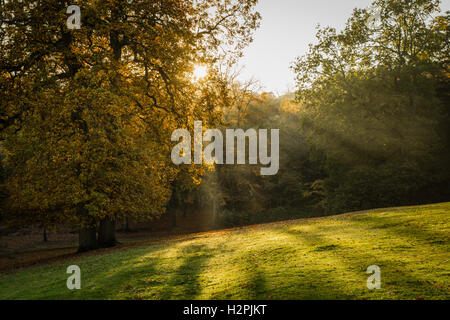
237, 0, 450, 95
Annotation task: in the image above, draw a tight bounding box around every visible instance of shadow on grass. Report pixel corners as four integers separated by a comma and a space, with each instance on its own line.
235, 255, 268, 299
67, 243, 215, 300
75, 245, 167, 299
158, 244, 213, 299
231, 244, 357, 299
0, 245, 169, 299
281, 225, 448, 299
350, 214, 449, 246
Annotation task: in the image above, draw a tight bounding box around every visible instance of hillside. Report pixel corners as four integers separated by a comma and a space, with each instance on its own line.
0, 202, 449, 300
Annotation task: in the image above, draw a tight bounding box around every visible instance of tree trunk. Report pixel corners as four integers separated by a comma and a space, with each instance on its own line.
43, 228, 47, 242
98, 218, 117, 248
78, 226, 97, 252
123, 217, 131, 232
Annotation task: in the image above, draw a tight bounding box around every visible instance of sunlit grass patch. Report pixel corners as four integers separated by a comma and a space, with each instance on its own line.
0, 202, 449, 300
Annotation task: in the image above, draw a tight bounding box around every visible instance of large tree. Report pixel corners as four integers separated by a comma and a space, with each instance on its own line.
0, 0, 260, 251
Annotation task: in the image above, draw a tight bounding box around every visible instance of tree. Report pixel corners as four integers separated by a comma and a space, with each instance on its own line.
0, 0, 260, 251
292, 0, 450, 212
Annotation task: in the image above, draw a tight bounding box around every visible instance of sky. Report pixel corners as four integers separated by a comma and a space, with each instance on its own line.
237, 0, 450, 95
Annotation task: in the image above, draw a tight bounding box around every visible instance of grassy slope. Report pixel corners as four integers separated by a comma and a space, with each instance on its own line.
0, 202, 449, 300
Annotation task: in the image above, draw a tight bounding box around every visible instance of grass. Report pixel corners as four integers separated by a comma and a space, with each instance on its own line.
0, 202, 449, 300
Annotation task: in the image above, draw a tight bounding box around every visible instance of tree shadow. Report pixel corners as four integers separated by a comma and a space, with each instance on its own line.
280, 226, 448, 299
159, 244, 213, 299
349, 213, 449, 248
19, 244, 169, 300
228, 238, 358, 299
235, 255, 268, 299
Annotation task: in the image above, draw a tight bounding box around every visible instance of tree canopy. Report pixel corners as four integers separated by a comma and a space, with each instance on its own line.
292, 0, 450, 212
0, 0, 260, 250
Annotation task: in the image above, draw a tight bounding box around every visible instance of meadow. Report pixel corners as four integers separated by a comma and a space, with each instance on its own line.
0, 202, 448, 300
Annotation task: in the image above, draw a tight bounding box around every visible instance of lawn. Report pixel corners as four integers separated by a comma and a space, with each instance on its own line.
0, 202, 449, 300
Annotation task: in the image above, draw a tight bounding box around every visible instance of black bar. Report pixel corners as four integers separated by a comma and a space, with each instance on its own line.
1, 300, 448, 319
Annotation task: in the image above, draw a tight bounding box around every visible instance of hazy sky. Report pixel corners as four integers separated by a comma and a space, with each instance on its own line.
237, 0, 450, 94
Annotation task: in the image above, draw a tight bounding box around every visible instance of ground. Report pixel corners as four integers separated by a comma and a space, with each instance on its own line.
0, 202, 449, 300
